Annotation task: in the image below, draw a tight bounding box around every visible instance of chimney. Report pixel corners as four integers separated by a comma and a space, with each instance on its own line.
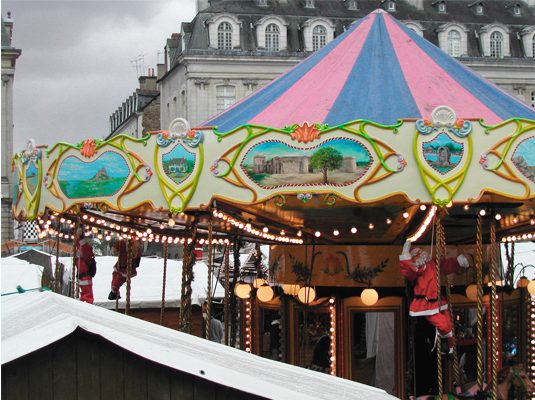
406, 0, 424, 10
139, 69, 157, 91
157, 63, 166, 80
196, 0, 211, 13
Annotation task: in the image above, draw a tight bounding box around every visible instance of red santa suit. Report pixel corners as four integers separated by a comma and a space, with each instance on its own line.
109, 240, 141, 299
76, 237, 95, 304
400, 244, 469, 351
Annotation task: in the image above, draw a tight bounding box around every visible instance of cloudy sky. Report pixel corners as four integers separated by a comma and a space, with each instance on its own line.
4, 0, 196, 153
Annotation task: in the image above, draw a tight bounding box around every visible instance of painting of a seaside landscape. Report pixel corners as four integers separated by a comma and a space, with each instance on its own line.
162, 144, 195, 185
512, 137, 535, 182
58, 152, 130, 198
241, 139, 372, 188
422, 133, 463, 175
25, 162, 39, 195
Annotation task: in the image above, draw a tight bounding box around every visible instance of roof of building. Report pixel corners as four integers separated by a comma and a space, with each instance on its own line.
2, 291, 398, 400
202, 9, 535, 130
175, 0, 535, 57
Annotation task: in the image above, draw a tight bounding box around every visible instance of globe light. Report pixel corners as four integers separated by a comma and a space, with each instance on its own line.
361, 288, 379, 306
234, 282, 252, 299
528, 280, 535, 295
253, 278, 266, 288
257, 285, 274, 302
465, 283, 478, 301
282, 284, 300, 296
298, 286, 316, 304
517, 276, 530, 288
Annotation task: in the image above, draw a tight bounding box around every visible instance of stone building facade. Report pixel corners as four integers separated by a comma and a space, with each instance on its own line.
1, 13, 21, 243
158, 0, 535, 131
107, 70, 160, 139
253, 154, 357, 174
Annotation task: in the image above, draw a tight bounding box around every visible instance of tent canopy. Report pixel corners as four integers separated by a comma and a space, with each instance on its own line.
1, 291, 398, 400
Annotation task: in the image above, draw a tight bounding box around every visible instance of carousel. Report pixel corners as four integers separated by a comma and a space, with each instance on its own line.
12, 9, 535, 399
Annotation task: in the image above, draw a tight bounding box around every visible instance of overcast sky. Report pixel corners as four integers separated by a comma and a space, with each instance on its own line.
3, 0, 196, 154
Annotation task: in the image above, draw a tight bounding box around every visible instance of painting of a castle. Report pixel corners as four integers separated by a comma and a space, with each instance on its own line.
512, 137, 535, 182
242, 139, 372, 187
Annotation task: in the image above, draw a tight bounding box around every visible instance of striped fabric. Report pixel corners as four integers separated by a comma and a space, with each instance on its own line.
204, 9, 535, 131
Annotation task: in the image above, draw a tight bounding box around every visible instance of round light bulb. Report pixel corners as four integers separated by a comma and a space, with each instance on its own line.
495, 214, 502, 220
420, 205, 427, 211
257, 285, 274, 302
465, 283, 478, 301
333, 230, 339, 236
361, 288, 379, 306
315, 231, 321, 237
234, 282, 252, 299
297, 286, 316, 304
168, 217, 175, 227
403, 211, 409, 219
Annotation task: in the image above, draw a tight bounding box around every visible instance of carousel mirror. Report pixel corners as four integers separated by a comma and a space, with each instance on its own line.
255, 300, 283, 360
343, 296, 404, 397
501, 292, 522, 365
291, 303, 331, 372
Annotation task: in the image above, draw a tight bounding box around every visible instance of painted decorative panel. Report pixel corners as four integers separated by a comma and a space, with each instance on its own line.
512, 136, 535, 183
421, 132, 463, 175
241, 138, 372, 189
162, 143, 196, 186
57, 152, 130, 199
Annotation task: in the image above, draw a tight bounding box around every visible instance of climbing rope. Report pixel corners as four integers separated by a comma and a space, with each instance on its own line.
489, 219, 499, 399
475, 214, 485, 390
437, 217, 461, 388
230, 239, 241, 347
205, 220, 214, 341
435, 216, 444, 398
224, 243, 230, 345
179, 223, 198, 333
160, 241, 169, 325
125, 239, 133, 315
71, 218, 80, 299
54, 223, 61, 293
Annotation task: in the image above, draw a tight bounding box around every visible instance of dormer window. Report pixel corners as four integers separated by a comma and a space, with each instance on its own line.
305, 0, 315, 8
257, 0, 268, 5
346, 0, 358, 10
438, 2, 446, 12
218, 22, 233, 50
387, 1, 396, 11
475, 4, 483, 14
506, 3, 522, 16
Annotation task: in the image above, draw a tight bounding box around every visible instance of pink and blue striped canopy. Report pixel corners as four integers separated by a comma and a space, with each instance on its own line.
204, 9, 535, 131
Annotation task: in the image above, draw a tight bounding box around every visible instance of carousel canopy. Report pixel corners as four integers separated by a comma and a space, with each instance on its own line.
205, 9, 535, 131
12, 10, 534, 248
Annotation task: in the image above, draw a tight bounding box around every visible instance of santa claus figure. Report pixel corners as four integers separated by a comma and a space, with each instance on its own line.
108, 239, 142, 300
399, 240, 469, 354
76, 232, 97, 304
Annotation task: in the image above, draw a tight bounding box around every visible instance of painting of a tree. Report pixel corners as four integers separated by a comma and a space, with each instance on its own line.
310, 146, 343, 183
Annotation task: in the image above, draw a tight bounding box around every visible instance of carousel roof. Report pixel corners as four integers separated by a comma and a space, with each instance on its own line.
205, 9, 535, 131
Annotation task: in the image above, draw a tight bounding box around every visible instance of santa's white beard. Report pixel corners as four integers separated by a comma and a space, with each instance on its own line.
413, 253, 430, 268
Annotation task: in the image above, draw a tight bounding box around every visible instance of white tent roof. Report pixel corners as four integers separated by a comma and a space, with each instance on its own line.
1, 258, 43, 294
1, 291, 397, 400
2, 255, 225, 309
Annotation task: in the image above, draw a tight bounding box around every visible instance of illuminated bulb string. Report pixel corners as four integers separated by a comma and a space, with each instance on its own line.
407, 206, 437, 242
244, 299, 252, 353
501, 232, 535, 242
212, 209, 303, 244
329, 297, 336, 375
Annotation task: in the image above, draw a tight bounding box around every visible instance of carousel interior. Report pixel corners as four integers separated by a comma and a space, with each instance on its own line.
11, 9, 535, 400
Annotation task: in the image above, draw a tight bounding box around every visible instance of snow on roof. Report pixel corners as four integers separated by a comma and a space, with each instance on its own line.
1, 257, 43, 294
1, 291, 397, 400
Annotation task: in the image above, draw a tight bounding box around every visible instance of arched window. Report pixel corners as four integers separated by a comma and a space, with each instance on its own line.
312, 25, 327, 51
265, 23, 280, 51
532, 34, 535, 57
531, 90, 535, 108
216, 85, 236, 112
490, 31, 504, 58
218, 22, 233, 50
447, 30, 461, 57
